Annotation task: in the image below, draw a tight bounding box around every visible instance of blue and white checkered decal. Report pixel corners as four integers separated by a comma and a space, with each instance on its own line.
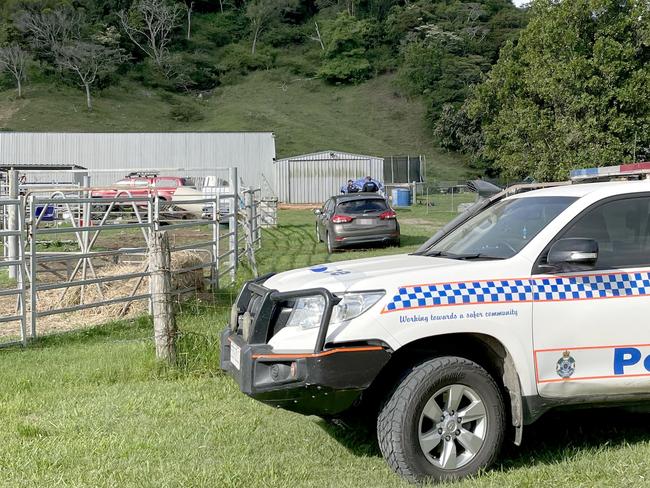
383, 271, 650, 313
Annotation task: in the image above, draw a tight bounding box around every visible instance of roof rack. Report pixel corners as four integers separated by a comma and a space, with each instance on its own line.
570, 162, 650, 182
127, 171, 159, 178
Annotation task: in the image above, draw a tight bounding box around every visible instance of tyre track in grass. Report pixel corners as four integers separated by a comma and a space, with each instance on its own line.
258, 221, 329, 274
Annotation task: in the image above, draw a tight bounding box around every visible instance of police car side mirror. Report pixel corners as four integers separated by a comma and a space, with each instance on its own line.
547, 238, 598, 266
314, 209, 322, 215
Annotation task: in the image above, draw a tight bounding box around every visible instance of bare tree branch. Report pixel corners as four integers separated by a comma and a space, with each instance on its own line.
309, 21, 325, 50
118, 0, 183, 67
54, 41, 127, 111
13, 7, 82, 52
0, 44, 29, 98
245, 0, 298, 54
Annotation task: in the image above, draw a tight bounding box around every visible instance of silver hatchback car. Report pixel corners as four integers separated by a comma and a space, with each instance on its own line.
315, 194, 400, 253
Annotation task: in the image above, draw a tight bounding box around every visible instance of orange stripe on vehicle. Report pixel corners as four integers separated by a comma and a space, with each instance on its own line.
534, 342, 650, 384
538, 372, 650, 383
252, 346, 383, 360
534, 342, 650, 354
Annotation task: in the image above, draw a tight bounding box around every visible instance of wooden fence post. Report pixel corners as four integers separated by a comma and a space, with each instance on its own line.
149, 230, 176, 363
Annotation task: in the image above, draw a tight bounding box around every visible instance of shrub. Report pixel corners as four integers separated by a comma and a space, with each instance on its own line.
128, 59, 176, 91
217, 43, 277, 75
396, 40, 443, 97
164, 52, 222, 92
208, 12, 249, 48
319, 53, 371, 83
277, 47, 320, 76
263, 24, 307, 47
169, 99, 204, 122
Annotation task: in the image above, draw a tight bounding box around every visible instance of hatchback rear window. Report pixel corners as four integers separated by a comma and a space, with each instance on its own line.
337, 199, 388, 214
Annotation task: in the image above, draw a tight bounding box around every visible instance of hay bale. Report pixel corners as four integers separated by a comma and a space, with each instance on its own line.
30, 249, 210, 334
170, 250, 207, 293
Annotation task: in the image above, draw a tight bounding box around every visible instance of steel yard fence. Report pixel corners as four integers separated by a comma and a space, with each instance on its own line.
0, 168, 267, 348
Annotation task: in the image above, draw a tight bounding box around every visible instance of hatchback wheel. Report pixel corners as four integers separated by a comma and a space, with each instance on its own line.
326, 232, 335, 254
377, 356, 505, 483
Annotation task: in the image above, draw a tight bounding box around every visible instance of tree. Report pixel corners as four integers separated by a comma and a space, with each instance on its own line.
54, 41, 126, 111
118, 0, 183, 67
315, 0, 360, 16
182, 0, 194, 41
318, 13, 372, 83
387, 0, 526, 126
465, 0, 650, 180
13, 7, 82, 53
245, 0, 298, 55
309, 22, 325, 50
0, 44, 28, 98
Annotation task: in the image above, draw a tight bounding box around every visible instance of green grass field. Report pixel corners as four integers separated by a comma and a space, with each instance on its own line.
0, 72, 468, 180
2, 205, 649, 487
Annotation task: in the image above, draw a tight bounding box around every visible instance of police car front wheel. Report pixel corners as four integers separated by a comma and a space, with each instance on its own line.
377, 356, 505, 483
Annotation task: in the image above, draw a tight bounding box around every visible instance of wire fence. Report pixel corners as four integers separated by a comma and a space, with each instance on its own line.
0, 168, 268, 348
383, 181, 478, 213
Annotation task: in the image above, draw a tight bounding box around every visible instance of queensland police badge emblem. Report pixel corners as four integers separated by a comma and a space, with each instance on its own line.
556, 350, 576, 378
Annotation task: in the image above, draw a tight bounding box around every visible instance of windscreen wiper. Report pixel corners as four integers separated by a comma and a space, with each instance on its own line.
453, 253, 504, 260
425, 251, 504, 260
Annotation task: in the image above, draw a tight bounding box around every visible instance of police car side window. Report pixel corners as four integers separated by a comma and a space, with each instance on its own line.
563, 196, 650, 269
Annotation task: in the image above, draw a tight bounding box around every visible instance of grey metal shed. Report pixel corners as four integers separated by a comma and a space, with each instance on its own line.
0, 131, 277, 191
275, 150, 384, 203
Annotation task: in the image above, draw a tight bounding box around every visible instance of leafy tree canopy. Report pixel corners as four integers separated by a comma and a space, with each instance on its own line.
450, 0, 650, 180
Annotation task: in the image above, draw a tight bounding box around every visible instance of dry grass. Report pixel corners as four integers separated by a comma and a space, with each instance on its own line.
0, 250, 209, 339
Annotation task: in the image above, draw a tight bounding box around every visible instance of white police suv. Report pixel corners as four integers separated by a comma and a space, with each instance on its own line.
222, 163, 650, 483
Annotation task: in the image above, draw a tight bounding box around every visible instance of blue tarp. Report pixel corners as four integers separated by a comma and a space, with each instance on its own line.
340, 178, 383, 193
35, 205, 55, 222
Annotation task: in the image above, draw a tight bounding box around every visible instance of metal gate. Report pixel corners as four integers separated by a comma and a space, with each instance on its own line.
0, 167, 265, 346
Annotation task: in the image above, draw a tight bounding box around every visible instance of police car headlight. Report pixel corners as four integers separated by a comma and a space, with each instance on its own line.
285, 292, 384, 330
331, 292, 385, 325
285, 296, 325, 330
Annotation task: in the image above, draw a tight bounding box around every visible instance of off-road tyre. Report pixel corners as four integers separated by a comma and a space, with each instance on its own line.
377, 356, 505, 484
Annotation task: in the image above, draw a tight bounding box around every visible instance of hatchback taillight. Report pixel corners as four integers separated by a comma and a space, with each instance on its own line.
379, 210, 397, 220
331, 214, 353, 223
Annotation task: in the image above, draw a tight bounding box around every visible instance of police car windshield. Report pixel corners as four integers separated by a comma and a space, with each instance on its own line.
425, 196, 577, 259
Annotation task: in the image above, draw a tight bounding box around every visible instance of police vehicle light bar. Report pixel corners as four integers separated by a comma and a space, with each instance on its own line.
570, 162, 650, 181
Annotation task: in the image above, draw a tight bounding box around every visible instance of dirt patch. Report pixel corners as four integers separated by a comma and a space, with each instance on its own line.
278, 203, 318, 210
0, 99, 25, 129
399, 218, 439, 226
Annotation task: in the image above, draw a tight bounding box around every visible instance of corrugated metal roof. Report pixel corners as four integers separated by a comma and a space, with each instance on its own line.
0, 163, 88, 170
276, 150, 383, 163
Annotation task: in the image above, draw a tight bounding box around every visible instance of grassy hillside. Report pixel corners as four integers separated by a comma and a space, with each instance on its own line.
0, 71, 468, 180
